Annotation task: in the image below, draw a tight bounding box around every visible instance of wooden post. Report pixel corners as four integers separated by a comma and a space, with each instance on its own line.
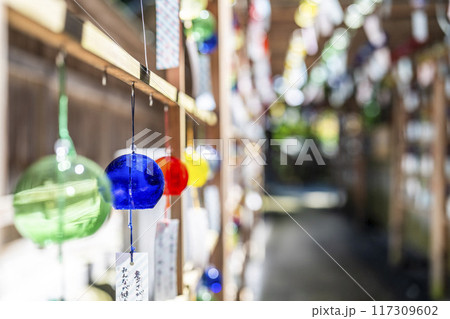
354, 142, 367, 222
388, 96, 407, 266
430, 71, 447, 299
206, 0, 224, 301
218, 0, 232, 301
166, 21, 185, 297
0, 3, 7, 195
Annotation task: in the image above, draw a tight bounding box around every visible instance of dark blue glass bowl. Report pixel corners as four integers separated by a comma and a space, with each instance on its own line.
105, 153, 165, 210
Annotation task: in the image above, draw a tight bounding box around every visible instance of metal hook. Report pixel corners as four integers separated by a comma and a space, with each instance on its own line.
55, 50, 66, 67
149, 93, 153, 106
131, 82, 135, 97
102, 68, 107, 86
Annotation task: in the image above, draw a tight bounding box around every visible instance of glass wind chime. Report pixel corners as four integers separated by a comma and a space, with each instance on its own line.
105, 83, 165, 263
13, 52, 112, 300
155, 106, 189, 220
13, 53, 112, 246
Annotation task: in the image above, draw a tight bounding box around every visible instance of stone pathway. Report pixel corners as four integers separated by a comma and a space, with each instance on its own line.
260, 210, 396, 301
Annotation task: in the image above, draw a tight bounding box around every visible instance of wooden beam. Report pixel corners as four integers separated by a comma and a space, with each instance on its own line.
387, 2, 437, 20
218, 0, 233, 301
65, 0, 147, 66
5, 0, 217, 126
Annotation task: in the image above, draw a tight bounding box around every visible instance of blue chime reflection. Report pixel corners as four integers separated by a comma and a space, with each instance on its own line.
198, 33, 218, 54
105, 153, 165, 210
201, 265, 222, 294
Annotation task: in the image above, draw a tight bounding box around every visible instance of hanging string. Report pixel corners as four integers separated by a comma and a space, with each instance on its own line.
56, 51, 75, 156
164, 105, 170, 221
140, 0, 149, 71
129, 83, 136, 264
56, 50, 68, 301
186, 118, 201, 208
131, 83, 136, 155
187, 118, 194, 148
164, 105, 170, 153
128, 209, 135, 264
140, 0, 154, 107
192, 185, 201, 209
164, 195, 171, 222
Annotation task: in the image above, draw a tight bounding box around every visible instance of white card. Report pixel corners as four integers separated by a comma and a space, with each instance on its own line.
182, 188, 194, 262
204, 185, 221, 233
116, 252, 148, 301
412, 9, 428, 43
154, 219, 179, 300
186, 207, 209, 268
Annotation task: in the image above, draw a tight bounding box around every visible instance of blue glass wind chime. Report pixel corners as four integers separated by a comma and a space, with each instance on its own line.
105, 83, 165, 263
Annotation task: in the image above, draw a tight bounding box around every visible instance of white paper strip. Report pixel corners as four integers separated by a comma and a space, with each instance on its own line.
116, 252, 148, 301
154, 219, 179, 300
204, 185, 221, 233
412, 9, 428, 43
134, 196, 166, 300
196, 54, 216, 111
186, 207, 209, 268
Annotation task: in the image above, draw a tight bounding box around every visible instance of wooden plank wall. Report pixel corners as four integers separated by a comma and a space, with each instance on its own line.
7, 28, 164, 194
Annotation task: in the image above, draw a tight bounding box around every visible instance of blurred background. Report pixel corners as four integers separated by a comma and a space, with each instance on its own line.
1, 0, 450, 301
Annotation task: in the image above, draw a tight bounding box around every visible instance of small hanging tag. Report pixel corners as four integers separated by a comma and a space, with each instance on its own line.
186, 38, 200, 95
412, 9, 428, 43
363, 15, 386, 47
196, 54, 216, 111
116, 252, 149, 301
204, 185, 221, 233
186, 207, 209, 268
156, 0, 180, 70
154, 219, 179, 300
301, 27, 318, 56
